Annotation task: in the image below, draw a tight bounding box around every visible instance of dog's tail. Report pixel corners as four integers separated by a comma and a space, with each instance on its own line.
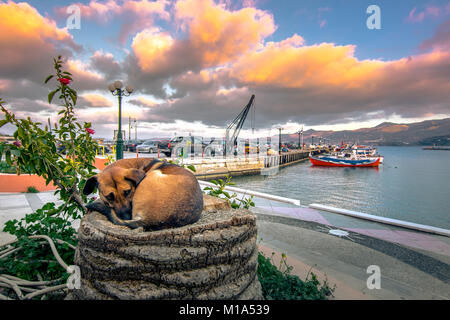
108, 210, 145, 229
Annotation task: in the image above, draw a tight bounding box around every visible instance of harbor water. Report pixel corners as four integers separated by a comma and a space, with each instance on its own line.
232, 146, 450, 230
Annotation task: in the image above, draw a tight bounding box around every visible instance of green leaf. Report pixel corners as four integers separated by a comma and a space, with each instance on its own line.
48, 88, 60, 104
0, 119, 8, 128
44, 75, 54, 84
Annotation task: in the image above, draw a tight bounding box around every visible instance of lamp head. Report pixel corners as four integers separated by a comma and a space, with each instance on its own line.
108, 83, 116, 92
125, 86, 134, 94
113, 80, 123, 90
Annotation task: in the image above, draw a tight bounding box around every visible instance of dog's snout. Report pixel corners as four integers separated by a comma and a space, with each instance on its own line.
116, 206, 132, 220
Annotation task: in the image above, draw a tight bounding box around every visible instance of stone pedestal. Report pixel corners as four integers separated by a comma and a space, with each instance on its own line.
69, 195, 262, 300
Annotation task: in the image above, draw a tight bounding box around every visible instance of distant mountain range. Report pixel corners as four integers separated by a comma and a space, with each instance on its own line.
284, 118, 450, 146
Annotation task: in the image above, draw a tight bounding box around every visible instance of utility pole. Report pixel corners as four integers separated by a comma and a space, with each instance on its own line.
278, 127, 282, 155
128, 116, 131, 141
301, 125, 304, 150
134, 118, 137, 140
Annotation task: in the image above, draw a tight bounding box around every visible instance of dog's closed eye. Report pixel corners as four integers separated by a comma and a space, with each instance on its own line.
105, 192, 115, 201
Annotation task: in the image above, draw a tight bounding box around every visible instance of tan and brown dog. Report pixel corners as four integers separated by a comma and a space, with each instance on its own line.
83, 158, 203, 230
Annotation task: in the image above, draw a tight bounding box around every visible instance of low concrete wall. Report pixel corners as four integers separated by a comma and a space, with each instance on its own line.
0, 173, 57, 192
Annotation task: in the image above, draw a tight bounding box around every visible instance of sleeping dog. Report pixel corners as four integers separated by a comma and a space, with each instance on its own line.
83, 158, 203, 230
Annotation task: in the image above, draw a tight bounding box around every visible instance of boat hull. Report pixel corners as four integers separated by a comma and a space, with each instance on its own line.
309, 155, 381, 167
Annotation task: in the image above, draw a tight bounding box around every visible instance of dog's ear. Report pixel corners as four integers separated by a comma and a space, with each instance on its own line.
83, 175, 98, 195
125, 168, 145, 187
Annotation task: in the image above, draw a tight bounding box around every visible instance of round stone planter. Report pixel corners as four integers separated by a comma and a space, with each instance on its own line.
69, 195, 262, 300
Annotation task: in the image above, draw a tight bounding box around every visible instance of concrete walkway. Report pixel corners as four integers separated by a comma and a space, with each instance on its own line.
0, 191, 73, 244
254, 207, 450, 300
1, 191, 449, 299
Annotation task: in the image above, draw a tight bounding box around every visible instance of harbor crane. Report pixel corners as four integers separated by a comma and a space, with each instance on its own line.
224, 94, 255, 156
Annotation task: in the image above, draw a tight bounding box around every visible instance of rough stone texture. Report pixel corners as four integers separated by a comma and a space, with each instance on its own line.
69, 195, 262, 300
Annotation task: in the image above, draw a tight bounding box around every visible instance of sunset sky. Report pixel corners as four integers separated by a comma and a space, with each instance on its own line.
0, 0, 449, 139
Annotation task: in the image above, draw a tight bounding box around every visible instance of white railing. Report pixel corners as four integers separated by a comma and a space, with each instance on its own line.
198, 180, 301, 206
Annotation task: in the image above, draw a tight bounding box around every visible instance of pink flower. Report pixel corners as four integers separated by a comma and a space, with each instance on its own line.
13, 140, 21, 147
85, 128, 95, 135
58, 78, 71, 85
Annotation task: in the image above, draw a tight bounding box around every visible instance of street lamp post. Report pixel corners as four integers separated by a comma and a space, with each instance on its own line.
108, 80, 134, 160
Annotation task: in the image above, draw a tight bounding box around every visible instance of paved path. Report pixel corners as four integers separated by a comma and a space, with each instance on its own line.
0, 191, 74, 244
254, 207, 450, 300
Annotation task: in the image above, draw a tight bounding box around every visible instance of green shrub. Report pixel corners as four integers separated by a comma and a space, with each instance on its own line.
0, 160, 16, 173
0, 203, 77, 283
257, 251, 335, 300
26, 186, 39, 193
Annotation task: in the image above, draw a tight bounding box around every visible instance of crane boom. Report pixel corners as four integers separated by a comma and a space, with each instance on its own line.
225, 94, 255, 156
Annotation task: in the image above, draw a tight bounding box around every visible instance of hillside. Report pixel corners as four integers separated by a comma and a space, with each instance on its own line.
284, 118, 450, 146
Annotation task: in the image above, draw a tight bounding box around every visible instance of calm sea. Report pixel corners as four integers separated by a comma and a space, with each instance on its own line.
232, 146, 450, 230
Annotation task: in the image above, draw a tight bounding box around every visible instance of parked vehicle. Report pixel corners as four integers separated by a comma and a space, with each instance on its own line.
136, 140, 159, 154
165, 136, 206, 157
96, 144, 110, 155
203, 138, 225, 157
124, 139, 144, 152
155, 139, 170, 156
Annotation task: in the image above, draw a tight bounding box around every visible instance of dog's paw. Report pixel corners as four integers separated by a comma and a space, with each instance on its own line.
86, 199, 111, 216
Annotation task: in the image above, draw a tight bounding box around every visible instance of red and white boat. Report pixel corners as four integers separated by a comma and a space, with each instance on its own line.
309, 154, 381, 167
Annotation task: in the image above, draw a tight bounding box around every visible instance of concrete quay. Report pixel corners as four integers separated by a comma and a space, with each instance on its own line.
183, 149, 324, 180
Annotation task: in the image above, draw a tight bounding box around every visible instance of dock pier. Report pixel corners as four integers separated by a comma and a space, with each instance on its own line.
185, 148, 328, 180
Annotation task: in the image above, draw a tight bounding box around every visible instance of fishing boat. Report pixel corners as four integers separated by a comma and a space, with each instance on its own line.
309, 154, 381, 167
351, 145, 384, 163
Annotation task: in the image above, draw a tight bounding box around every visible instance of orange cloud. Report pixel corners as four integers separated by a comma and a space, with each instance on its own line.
175, 0, 275, 66
0, 1, 78, 79
229, 39, 385, 89
129, 96, 159, 108
0, 1, 71, 43
131, 0, 275, 75
131, 28, 174, 72
81, 93, 113, 108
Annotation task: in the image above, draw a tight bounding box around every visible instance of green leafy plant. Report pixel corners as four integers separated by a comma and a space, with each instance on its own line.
0, 56, 99, 299
25, 186, 39, 193
168, 157, 196, 173
0, 55, 99, 219
203, 175, 255, 209
0, 203, 77, 283
257, 251, 335, 300
0, 160, 17, 173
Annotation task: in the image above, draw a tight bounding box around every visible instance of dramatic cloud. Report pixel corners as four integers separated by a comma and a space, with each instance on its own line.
80, 93, 114, 108
127, 0, 275, 87
0, 1, 80, 81
1, 0, 449, 139
129, 96, 160, 108
89, 50, 122, 79
55, 0, 170, 43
